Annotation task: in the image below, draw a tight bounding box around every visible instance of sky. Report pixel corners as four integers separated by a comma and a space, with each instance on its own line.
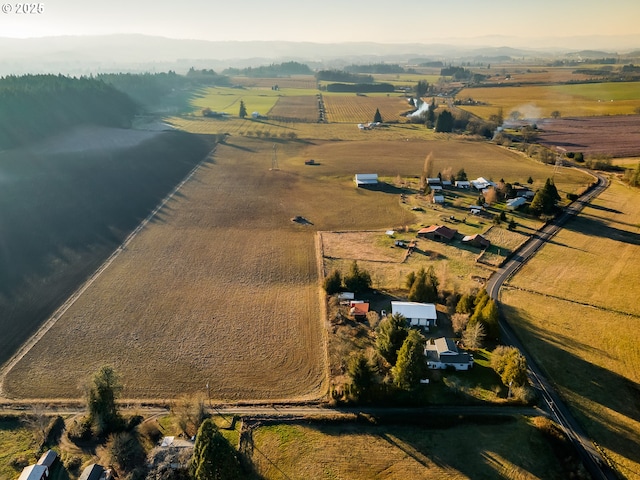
1, 0, 639, 47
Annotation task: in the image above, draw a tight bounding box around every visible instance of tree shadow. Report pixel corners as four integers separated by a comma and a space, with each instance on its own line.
501, 302, 640, 470
563, 214, 640, 246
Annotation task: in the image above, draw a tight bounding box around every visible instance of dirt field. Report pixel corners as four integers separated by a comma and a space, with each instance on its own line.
536, 115, 640, 157
268, 95, 319, 122
0, 127, 212, 373
2, 138, 329, 400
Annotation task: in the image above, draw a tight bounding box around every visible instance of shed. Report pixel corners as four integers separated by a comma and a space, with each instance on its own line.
430, 185, 443, 192
337, 292, 355, 301
18, 465, 48, 480
350, 303, 370, 318
37, 450, 58, 469
432, 195, 445, 204
425, 337, 474, 370
417, 225, 457, 242
455, 180, 471, 189
462, 234, 491, 249
441, 180, 452, 187
79, 464, 106, 480
391, 301, 437, 329
506, 197, 527, 210
471, 177, 494, 190
354, 173, 378, 186
427, 177, 441, 185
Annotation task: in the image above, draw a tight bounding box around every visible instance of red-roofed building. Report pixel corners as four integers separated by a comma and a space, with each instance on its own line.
350, 302, 370, 318
417, 225, 457, 242
462, 233, 491, 249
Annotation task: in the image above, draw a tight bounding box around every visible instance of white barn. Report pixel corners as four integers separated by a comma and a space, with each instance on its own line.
391, 301, 437, 329
354, 173, 379, 187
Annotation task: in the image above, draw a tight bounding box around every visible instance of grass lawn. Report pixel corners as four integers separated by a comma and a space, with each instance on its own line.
0, 416, 38, 480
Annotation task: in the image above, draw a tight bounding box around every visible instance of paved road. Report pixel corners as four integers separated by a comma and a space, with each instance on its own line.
486, 171, 618, 479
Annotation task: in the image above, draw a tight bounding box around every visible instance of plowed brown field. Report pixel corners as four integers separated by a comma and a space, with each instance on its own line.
536, 115, 640, 157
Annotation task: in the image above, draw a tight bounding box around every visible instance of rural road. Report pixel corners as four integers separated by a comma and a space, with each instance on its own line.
486, 170, 617, 480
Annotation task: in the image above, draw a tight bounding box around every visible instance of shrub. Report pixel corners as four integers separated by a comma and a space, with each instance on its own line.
67, 415, 93, 442
323, 269, 342, 295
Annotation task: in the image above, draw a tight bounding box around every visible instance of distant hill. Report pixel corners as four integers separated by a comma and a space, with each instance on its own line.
0, 34, 639, 75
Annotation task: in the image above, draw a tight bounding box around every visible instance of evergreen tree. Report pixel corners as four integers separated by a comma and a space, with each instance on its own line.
406, 266, 438, 303
344, 260, 372, 293
323, 269, 342, 295
415, 80, 429, 97
435, 110, 454, 133
373, 108, 382, 123
392, 330, 427, 390
456, 293, 475, 314
86, 365, 124, 436
239, 100, 247, 118
190, 419, 242, 480
530, 178, 561, 216
376, 314, 409, 365
347, 352, 377, 402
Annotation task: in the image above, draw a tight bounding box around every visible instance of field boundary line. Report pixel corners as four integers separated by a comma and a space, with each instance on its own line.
316, 231, 330, 401
0, 144, 218, 399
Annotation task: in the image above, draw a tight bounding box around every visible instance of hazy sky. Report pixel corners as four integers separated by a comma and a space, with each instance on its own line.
1, 0, 639, 45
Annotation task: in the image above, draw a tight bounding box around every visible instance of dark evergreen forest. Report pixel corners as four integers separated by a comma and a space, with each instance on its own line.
0, 75, 138, 148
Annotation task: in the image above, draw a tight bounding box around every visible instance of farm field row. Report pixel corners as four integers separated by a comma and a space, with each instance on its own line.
458, 82, 640, 119
323, 94, 412, 123
501, 180, 640, 477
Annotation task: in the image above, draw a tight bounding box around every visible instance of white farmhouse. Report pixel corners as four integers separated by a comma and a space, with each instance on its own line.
425, 337, 474, 371
391, 301, 437, 329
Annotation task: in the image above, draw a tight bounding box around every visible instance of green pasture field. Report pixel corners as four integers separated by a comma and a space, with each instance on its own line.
500, 179, 640, 477
249, 416, 566, 479
458, 82, 640, 119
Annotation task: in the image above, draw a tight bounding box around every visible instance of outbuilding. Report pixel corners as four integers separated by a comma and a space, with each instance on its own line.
506, 197, 527, 210
462, 233, 491, 249
417, 225, 457, 242
18, 466, 48, 480
354, 173, 378, 187
455, 180, 471, 189
391, 301, 437, 329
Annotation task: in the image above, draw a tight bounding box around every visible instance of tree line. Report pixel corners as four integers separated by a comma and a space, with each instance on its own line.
0, 74, 138, 148
222, 61, 312, 77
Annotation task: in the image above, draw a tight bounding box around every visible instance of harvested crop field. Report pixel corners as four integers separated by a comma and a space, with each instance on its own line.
323, 94, 412, 123
0, 127, 212, 371
2, 137, 329, 400
536, 115, 640, 157
268, 95, 319, 122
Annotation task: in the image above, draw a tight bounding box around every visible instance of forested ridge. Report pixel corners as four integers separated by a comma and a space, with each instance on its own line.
0, 74, 138, 148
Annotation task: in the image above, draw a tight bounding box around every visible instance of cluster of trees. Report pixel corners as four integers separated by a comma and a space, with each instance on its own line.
405, 267, 439, 303
452, 289, 499, 348
0, 74, 137, 148
324, 82, 395, 93
530, 178, 561, 216
345, 63, 406, 74
222, 61, 312, 77
440, 66, 487, 83
315, 70, 374, 83
491, 346, 528, 390
323, 261, 372, 295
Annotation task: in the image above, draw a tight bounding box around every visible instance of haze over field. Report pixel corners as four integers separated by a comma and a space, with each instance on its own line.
1, 0, 639, 47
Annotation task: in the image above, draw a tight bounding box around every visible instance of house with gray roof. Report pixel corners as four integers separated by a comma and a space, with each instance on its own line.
425, 337, 474, 371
